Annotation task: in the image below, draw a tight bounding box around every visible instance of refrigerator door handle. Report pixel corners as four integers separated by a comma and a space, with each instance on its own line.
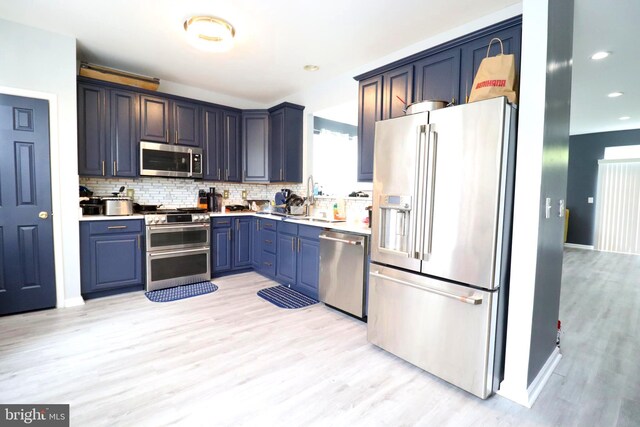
422, 129, 438, 259
370, 271, 483, 305
411, 125, 428, 259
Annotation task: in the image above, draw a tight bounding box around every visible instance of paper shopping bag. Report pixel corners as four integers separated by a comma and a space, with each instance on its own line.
469, 38, 517, 104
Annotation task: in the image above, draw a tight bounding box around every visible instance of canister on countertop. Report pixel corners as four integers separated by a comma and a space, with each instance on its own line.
207, 187, 217, 212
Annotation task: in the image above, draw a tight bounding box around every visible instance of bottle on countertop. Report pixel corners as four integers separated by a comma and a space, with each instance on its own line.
207, 187, 217, 212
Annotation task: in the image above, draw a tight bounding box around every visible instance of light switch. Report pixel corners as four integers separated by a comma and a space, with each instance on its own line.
223, 190, 229, 199
588, 197, 594, 204
545, 198, 552, 219
241, 190, 247, 200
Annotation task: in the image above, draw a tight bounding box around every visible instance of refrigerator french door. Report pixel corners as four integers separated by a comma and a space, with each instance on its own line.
368, 97, 516, 399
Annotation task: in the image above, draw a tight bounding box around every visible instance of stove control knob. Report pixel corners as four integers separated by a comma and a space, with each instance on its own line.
153, 217, 160, 224
160, 217, 166, 223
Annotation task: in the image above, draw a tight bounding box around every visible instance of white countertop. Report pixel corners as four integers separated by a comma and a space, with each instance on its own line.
80, 212, 371, 235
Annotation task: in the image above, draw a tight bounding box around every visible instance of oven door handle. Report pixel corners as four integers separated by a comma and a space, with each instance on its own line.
148, 247, 210, 257
148, 223, 210, 232
188, 148, 193, 178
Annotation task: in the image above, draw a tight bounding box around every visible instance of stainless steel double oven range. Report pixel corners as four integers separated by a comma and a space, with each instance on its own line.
144, 209, 210, 291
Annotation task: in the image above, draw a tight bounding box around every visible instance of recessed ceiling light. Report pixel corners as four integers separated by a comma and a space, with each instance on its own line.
184, 16, 235, 52
619, 116, 631, 120
608, 92, 624, 98
303, 65, 320, 72
591, 51, 610, 60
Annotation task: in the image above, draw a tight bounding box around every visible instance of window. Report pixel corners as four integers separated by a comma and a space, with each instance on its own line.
603, 145, 640, 160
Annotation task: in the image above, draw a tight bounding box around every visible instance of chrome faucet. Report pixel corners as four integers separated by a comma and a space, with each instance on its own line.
305, 174, 315, 215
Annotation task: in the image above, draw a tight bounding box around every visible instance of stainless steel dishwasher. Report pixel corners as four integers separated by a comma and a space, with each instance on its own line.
319, 231, 368, 318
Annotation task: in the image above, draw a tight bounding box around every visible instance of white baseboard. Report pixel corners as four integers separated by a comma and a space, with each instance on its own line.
64, 297, 85, 308
563, 243, 594, 250
498, 346, 562, 408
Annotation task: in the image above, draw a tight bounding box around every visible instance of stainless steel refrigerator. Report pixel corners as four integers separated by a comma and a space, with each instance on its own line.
367, 96, 516, 399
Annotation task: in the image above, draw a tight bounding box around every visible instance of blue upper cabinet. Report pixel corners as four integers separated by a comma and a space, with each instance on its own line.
172, 100, 200, 147
242, 110, 270, 182
357, 75, 383, 182
223, 110, 242, 182
140, 94, 170, 143
459, 25, 522, 104
141, 95, 202, 147
78, 83, 138, 177
203, 107, 222, 180
109, 89, 138, 177
78, 83, 108, 176
415, 49, 461, 105
268, 103, 304, 183
355, 17, 522, 182
382, 64, 414, 120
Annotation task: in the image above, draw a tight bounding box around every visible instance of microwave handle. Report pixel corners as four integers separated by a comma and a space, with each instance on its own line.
188, 148, 193, 177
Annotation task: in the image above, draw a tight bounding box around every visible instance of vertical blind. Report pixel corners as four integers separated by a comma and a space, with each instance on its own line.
594, 159, 640, 254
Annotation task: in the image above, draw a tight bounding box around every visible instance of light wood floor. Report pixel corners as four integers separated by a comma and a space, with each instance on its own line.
1, 249, 639, 426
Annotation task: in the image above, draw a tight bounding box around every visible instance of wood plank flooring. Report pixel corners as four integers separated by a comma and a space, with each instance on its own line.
0, 250, 639, 426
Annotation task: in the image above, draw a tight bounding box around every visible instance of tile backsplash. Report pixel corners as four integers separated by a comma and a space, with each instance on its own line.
80, 177, 305, 208
79, 177, 372, 223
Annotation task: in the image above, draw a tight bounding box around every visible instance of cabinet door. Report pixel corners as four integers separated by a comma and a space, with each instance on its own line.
276, 232, 297, 284
173, 100, 200, 147
295, 236, 320, 300
357, 75, 383, 182
251, 218, 262, 270
269, 109, 284, 182
415, 49, 461, 105
382, 64, 414, 120
78, 83, 108, 176
85, 233, 142, 293
232, 218, 252, 270
459, 26, 522, 104
203, 107, 222, 180
109, 90, 138, 177
242, 111, 269, 182
212, 227, 232, 274
223, 110, 242, 182
140, 95, 170, 143
282, 107, 304, 182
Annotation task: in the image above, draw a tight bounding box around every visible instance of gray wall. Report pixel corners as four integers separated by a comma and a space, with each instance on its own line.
527, 0, 574, 386
567, 129, 640, 245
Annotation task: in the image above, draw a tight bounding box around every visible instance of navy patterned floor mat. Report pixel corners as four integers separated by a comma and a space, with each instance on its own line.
145, 281, 218, 302
257, 285, 319, 309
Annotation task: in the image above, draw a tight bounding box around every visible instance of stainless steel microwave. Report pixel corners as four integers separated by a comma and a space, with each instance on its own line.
140, 141, 203, 179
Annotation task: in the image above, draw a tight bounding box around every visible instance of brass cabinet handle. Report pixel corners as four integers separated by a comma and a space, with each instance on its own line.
280, 168, 283, 180
107, 225, 127, 229
291, 237, 295, 252
175, 130, 178, 144
264, 239, 272, 244
263, 261, 272, 267
226, 169, 229, 181
102, 160, 105, 176
228, 228, 231, 241
137, 234, 140, 249
256, 219, 260, 231
297, 238, 301, 253
236, 219, 240, 231
113, 161, 117, 176
217, 221, 230, 225
218, 168, 221, 180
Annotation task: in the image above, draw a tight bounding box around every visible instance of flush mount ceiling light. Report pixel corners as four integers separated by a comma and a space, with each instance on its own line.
590, 51, 610, 60
608, 91, 624, 98
619, 116, 631, 120
303, 65, 320, 72
184, 16, 235, 52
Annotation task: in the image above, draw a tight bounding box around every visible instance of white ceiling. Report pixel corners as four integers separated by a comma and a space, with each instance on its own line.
570, 0, 640, 135
0, 0, 636, 135
0, 0, 519, 105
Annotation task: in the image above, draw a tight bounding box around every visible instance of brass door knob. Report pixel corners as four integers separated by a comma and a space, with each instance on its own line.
38, 211, 49, 219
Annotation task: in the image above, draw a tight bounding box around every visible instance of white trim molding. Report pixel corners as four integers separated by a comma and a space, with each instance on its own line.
64, 297, 86, 308
498, 346, 562, 408
563, 243, 594, 250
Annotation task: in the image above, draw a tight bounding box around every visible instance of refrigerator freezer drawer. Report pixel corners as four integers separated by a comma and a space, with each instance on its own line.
367, 265, 497, 399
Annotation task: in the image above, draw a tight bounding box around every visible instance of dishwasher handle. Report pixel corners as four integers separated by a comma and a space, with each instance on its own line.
319, 234, 363, 246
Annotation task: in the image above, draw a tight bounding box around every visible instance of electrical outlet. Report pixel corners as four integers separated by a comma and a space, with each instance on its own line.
588, 197, 594, 204
241, 190, 247, 200
223, 190, 229, 199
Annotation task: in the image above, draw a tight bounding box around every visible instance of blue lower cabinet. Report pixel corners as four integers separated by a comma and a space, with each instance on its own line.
80, 220, 144, 298
251, 218, 262, 270
276, 222, 298, 284
232, 217, 251, 270
294, 225, 321, 299
212, 226, 232, 274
